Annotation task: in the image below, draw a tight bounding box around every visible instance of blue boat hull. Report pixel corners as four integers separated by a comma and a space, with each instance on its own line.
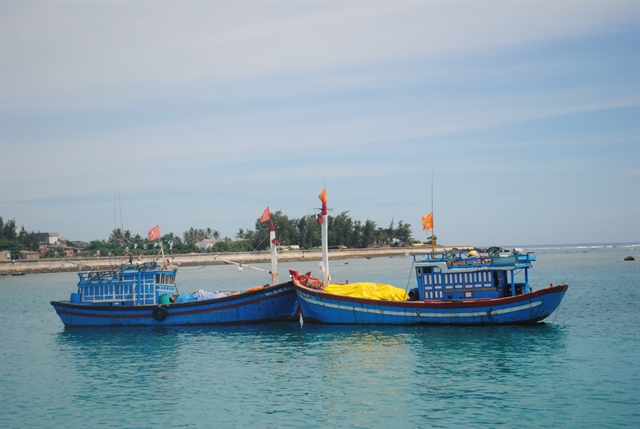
295, 284, 568, 325
51, 283, 299, 327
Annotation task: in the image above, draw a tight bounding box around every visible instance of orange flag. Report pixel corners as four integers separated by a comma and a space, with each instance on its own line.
147, 224, 161, 241
260, 207, 270, 223
318, 187, 327, 205
421, 213, 433, 230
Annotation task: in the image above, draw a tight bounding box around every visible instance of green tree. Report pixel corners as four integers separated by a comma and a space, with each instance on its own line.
0, 217, 41, 258
183, 227, 208, 245
86, 240, 114, 256
296, 215, 321, 249
361, 220, 377, 248
109, 228, 126, 247
395, 220, 412, 245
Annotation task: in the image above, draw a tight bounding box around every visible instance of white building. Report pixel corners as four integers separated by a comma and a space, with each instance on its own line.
39, 232, 59, 245
197, 238, 219, 250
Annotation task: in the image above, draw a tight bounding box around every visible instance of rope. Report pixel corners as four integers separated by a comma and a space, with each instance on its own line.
214, 257, 270, 274
405, 262, 415, 292
252, 232, 270, 252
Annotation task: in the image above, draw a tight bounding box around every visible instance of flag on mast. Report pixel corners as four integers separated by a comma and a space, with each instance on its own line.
421, 213, 433, 230
147, 225, 161, 241
260, 207, 271, 223
318, 187, 327, 205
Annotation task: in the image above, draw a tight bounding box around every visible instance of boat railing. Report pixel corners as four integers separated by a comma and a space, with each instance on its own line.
77, 280, 137, 304
75, 262, 175, 305
414, 249, 536, 268
78, 270, 119, 283
120, 261, 158, 271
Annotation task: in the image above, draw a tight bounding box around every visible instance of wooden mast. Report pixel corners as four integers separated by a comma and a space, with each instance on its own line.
269, 220, 278, 284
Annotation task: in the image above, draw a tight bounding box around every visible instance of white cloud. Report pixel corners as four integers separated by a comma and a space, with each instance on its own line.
3, 2, 634, 109
1, 1, 637, 244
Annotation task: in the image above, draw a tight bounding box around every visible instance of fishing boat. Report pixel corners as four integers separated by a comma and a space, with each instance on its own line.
51, 214, 299, 327
292, 188, 568, 325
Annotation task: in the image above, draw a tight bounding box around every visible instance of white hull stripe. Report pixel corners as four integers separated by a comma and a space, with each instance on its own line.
300, 295, 542, 318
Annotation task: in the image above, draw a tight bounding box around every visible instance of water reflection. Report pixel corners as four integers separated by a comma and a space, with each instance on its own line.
404, 323, 569, 427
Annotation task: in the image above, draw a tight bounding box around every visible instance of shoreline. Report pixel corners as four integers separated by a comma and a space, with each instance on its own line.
0, 245, 471, 275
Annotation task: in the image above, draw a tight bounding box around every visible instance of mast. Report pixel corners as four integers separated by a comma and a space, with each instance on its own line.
319, 186, 330, 286
431, 166, 435, 253
321, 201, 329, 286
269, 220, 278, 284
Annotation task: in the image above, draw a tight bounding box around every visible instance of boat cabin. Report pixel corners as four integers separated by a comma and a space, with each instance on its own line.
411, 249, 536, 301
73, 262, 178, 306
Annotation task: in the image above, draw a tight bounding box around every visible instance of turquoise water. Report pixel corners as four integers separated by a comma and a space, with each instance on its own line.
1, 246, 638, 428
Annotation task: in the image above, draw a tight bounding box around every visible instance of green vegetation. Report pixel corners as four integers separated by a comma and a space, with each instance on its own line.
0, 211, 418, 259
0, 217, 41, 259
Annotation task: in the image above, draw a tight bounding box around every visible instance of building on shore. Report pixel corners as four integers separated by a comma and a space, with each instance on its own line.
20, 250, 39, 260
39, 233, 59, 245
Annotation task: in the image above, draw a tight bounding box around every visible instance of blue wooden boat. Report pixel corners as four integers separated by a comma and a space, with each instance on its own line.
51, 217, 299, 327
293, 249, 568, 325
293, 188, 567, 325
50, 261, 299, 327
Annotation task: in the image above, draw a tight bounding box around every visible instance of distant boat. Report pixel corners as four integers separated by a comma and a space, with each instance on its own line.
12, 272, 25, 276
293, 188, 568, 325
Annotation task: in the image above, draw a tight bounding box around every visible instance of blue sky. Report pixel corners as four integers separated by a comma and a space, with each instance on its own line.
1, 1, 638, 246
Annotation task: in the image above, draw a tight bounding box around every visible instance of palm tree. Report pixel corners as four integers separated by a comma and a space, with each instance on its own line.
183, 227, 209, 244
164, 232, 181, 244
236, 228, 246, 240
109, 228, 124, 246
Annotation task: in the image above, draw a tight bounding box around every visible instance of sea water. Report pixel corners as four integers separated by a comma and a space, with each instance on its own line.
1, 245, 638, 428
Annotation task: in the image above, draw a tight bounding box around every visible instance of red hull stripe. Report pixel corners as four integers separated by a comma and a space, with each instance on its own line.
295, 284, 568, 308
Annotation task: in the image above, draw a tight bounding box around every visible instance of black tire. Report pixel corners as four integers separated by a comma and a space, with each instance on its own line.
152, 306, 168, 321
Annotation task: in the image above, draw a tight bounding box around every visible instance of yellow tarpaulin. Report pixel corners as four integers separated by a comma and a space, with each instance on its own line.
323, 282, 408, 301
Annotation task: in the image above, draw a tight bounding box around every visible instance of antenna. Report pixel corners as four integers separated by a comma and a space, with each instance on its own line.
431, 165, 435, 252
118, 191, 124, 231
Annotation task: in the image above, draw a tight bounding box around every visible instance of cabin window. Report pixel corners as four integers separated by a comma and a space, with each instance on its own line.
484, 272, 492, 287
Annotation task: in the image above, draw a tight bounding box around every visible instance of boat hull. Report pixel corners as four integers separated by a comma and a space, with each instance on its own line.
51, 282, 299, 327
295, 284, 568, 325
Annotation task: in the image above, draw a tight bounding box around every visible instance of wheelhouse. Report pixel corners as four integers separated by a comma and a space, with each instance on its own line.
412, 249, 536, 301
74, 262, 178, 306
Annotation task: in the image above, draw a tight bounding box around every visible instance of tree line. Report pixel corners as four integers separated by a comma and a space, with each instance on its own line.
0, 211, 418, 258
0, 217, 41, 258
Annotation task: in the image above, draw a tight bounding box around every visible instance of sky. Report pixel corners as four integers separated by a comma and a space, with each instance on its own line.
1, 1, 638, 247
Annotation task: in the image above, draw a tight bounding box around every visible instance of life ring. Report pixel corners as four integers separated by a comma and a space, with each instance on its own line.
152, 306, 168, 321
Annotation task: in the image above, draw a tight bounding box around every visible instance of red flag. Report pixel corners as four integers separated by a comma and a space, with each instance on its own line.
421, 213, 433, 230
260, 207, 270, 223
318, 187, 327, 206
147, 225, 161, 241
